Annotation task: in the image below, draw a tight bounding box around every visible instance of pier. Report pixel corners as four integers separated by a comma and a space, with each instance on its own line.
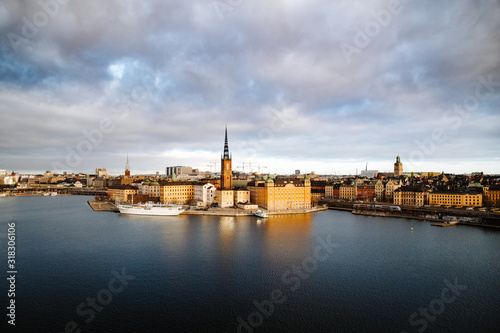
431, 221, 459, 227
88, 200, 119, 212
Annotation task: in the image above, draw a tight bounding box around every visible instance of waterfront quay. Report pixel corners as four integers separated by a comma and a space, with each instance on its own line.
183, 206, 328, 216
326, 201, 500, 228
87, 199, 327, 216
88, 200, 119, 212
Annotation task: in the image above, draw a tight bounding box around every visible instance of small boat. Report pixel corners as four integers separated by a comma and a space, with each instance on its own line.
117, 201, 185, 216
51, 192, 58, 196
255, 210, 268, 218
431, 221, 459, 227
43, 193, 50, 197
0, 193, 6, 197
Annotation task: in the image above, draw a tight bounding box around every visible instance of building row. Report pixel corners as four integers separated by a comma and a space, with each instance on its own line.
107, 182, 253, 209
325, 179, 401, 202
322, 180, 500, 208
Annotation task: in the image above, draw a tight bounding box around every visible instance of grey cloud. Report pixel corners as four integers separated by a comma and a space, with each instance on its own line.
0, 0, 499, 174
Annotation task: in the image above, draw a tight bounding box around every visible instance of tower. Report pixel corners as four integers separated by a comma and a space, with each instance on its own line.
125, 154, 131, 177
394, 155, 403, 177
221, 126, 233, 190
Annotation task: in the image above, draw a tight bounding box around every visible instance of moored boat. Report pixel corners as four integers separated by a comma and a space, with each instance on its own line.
255, 209, 269, 218
117, 201, 185, 216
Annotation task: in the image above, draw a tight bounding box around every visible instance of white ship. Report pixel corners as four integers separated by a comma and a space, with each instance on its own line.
117, 201, 185, 216
255, 209, 269, 218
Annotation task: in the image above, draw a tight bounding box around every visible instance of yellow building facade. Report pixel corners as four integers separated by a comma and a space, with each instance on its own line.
429, 192, 482, 207
393, 187, 428, 206
234, 189, 250, 204
160, 182, 195, 205
339, 185, 355, 200
249, 177, 311, 211
217, 189, 235, 208
484, 186, 500, 206
385, 180, 401, 203
374, 180, 384, 202
110, 186, 138, 203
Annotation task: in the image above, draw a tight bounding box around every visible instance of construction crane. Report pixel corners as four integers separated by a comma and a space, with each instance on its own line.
207, 162, 217, 173
237, 162, 253, 173
256, 164, 268, 173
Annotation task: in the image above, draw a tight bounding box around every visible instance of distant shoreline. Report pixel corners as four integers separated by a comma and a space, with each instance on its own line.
340, 208, 500, 229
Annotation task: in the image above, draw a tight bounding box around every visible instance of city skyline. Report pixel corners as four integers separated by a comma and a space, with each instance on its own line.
1, 1, 499, 175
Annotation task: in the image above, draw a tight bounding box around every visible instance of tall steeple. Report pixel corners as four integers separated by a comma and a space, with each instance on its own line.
221, 126, 233, 190
223, 126, 230, 160
125, 154, 131, 177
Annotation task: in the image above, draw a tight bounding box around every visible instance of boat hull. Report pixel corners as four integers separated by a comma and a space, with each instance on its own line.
117, 204, 185, 216
254, 210, 269, 218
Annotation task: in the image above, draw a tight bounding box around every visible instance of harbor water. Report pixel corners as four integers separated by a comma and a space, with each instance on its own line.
1, 195, 499, 332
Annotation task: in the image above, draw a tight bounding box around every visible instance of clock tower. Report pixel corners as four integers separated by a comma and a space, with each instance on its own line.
394, 155, 403, 177
221, 126, 233, 190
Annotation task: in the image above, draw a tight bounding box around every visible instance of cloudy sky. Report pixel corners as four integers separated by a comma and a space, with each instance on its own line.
1, 0, 499, 175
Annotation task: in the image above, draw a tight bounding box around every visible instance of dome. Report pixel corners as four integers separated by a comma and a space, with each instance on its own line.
150, 181, 160, 186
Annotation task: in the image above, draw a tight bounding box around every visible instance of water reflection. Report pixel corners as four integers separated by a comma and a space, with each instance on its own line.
263, 214, 313, 264
220, 216, 236, 234
214, 214, 314, 267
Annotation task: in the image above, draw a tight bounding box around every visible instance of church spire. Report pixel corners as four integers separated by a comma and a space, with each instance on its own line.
221, 126, 233, 190
125, 154, 131, 177
223, 125, 230, 160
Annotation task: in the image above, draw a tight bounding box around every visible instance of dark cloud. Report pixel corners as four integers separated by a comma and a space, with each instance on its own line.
0, 0, 499, 175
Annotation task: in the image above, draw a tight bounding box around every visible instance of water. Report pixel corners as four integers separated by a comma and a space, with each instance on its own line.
1, 195, 499, 332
